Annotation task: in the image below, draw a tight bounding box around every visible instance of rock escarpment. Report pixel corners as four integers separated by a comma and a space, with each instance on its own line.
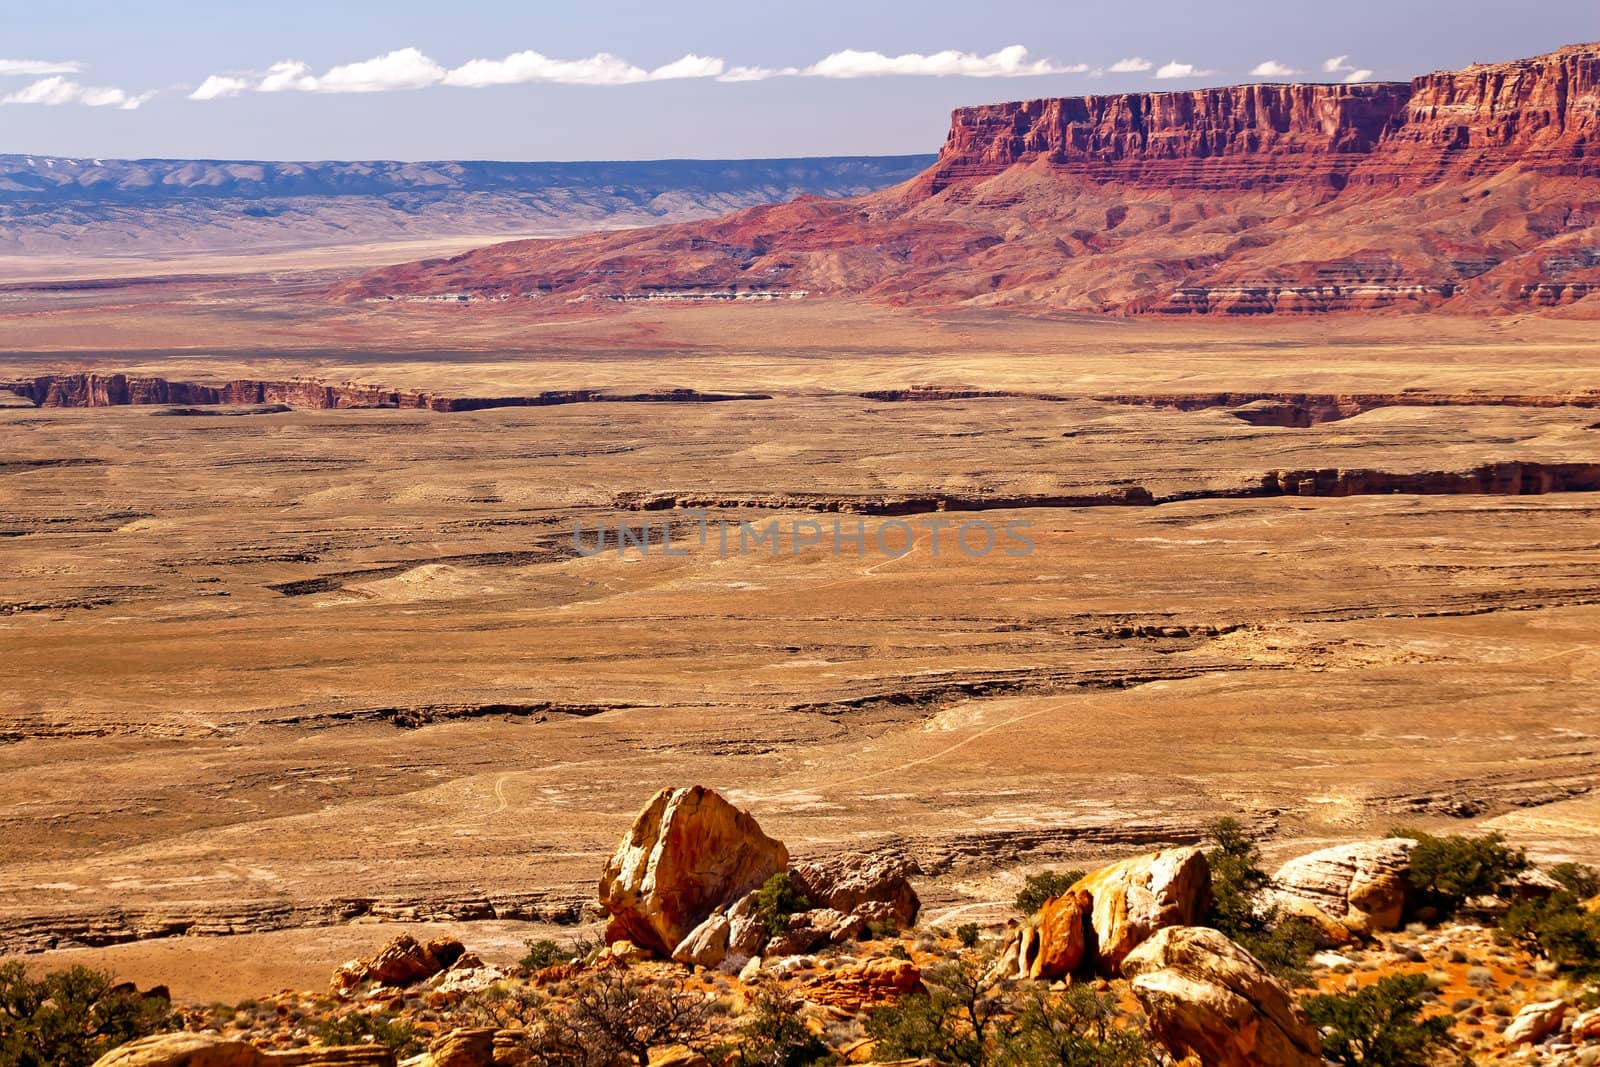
346, 43, 1600, 316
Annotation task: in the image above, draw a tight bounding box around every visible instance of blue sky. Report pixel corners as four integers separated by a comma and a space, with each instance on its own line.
2, 0, 1596, 161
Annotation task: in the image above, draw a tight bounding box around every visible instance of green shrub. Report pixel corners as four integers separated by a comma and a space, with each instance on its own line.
1014, 870, 1086, 916
736, 988, 831, 1067
753, 872, 811, 936
994, 986, 1159, 1067
1302, 974, 1455, 1066
1500, 891, 1600, 976
955, 923, 981, 949
0, 963, 174, 1067
312, 1010, 422, 1056
521, 939, 569, 970
1394, 829, 1527, 917
1549, 862, 1600, 900
1202, 818, 1315, 985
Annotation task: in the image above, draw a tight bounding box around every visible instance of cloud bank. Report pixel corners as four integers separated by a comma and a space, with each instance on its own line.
1250, 60, 1299, 78
1155, 61, 1216, 80
1, 75, 150, 109
0, 59, 82, 76
190, 44, 1090, 99
1324, 55, 1376, 83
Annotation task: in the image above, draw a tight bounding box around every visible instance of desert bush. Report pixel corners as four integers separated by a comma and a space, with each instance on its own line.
1201, 818, 1315, 985
521, 939, 570, 970
525, 966, 717, 1067
735, 987, 831, 1067
993, 986, 1159, 1067
1302, 974, 1455, 1066
312, 1010, 422, 1057
1015, 871, 1086, 916
956, 923, 982, 948
1500, 890, 1600, 976
0, 963, 175, 1067
754, 872, 812, 936
1393, 829, 1527, 917
1549, 862, 1600, 899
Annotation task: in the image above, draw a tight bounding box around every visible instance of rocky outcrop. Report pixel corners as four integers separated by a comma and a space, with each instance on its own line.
1122, 927, 1322, 1067
1013, 889, 1091, 980
789, 854, 922, 930
801, 957, 924, 1012
926, 44, 1600, 192
0, 373, 769, 413
331, 934, 465, 995
1269, 838, 1415, 940
91, 1033, 396, 1067
1077, 848, 1213, 975
599, 786, 788, 957
924, 83, 1411, 193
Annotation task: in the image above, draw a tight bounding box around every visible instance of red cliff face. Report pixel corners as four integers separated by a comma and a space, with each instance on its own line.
344, 44, 1600, 317
923, 43, 1600, 192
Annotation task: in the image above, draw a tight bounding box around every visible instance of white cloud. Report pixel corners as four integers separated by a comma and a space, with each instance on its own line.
443, 50, 723, 87
258, 60, 318, 93
1250, 60, 1298, 78
798, 45, 1085, 79
317, 48, 446, 92
1343, 68, 1375, 83
1155, 61, 1216, 80
0, 59, 82, 76
189, 74, 251, 100
1324, 55, 1352, 73
1108, 57, 1154, 73
1, 75, 150, 109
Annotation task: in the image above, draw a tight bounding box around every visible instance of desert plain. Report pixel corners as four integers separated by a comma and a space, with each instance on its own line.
2, 278, 1598, 999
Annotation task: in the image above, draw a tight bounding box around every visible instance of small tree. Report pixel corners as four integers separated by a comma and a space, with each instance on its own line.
1302, 974, 1454, 1067
956, 923, 982, 948
566, 967, 717, 1067
1549, 862, 1600, 900
867, 951, 1009, 1067
1395, 830, 1527, 917
735, 986, 829, 1067
1202, 818, 1314, 985
1015, 871, 1086, 916
313, 1011, 422, 1057
0, 964, 174, 1067
1500, 890, 1600, 977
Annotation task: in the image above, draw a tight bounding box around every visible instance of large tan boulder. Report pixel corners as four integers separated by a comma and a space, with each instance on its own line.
599, 786, 788, 956
1270, 839, 1415, 938
1077, 848, 1212, 974
1122, 926, 1321, 1067
1015, 889, 1091, 980
92, 1034, 262, 1067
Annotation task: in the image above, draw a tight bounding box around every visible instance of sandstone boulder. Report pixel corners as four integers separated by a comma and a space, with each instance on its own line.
1270, 839, 1415, 939
726, 892, 770, 958
1122, 926, 1321, 1067
332, 934, 465, 995
599, 786, 788, 956
672, 913, 733, 968
93, 1034, 399, 1067
415, 1029, 496, 1067
1505, 1000, 1567, 1046
790, 854, 921, 929
1571, 1007, 1600, 1041
1015, 889, 1091, 980
92, 1034, 262, 1067
1078, 848, 1211, 974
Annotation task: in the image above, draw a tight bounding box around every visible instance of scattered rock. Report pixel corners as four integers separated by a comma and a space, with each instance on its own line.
646, 1046, 707, 1067
1270, 838, 1415, 939
672, 913, 733, 968
416, 1029, 496, 1067
92, 1033, 262, 1067
1571, 1008, 1600, 1041
1077, 848, 1212, 974
1122, 926, 1321, 1067
1505, 1000, 1567, 1046
790, 854, 921, 929
803, 957, 924, 1012
598, 786, 788, 956
332, 935, 466, 995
